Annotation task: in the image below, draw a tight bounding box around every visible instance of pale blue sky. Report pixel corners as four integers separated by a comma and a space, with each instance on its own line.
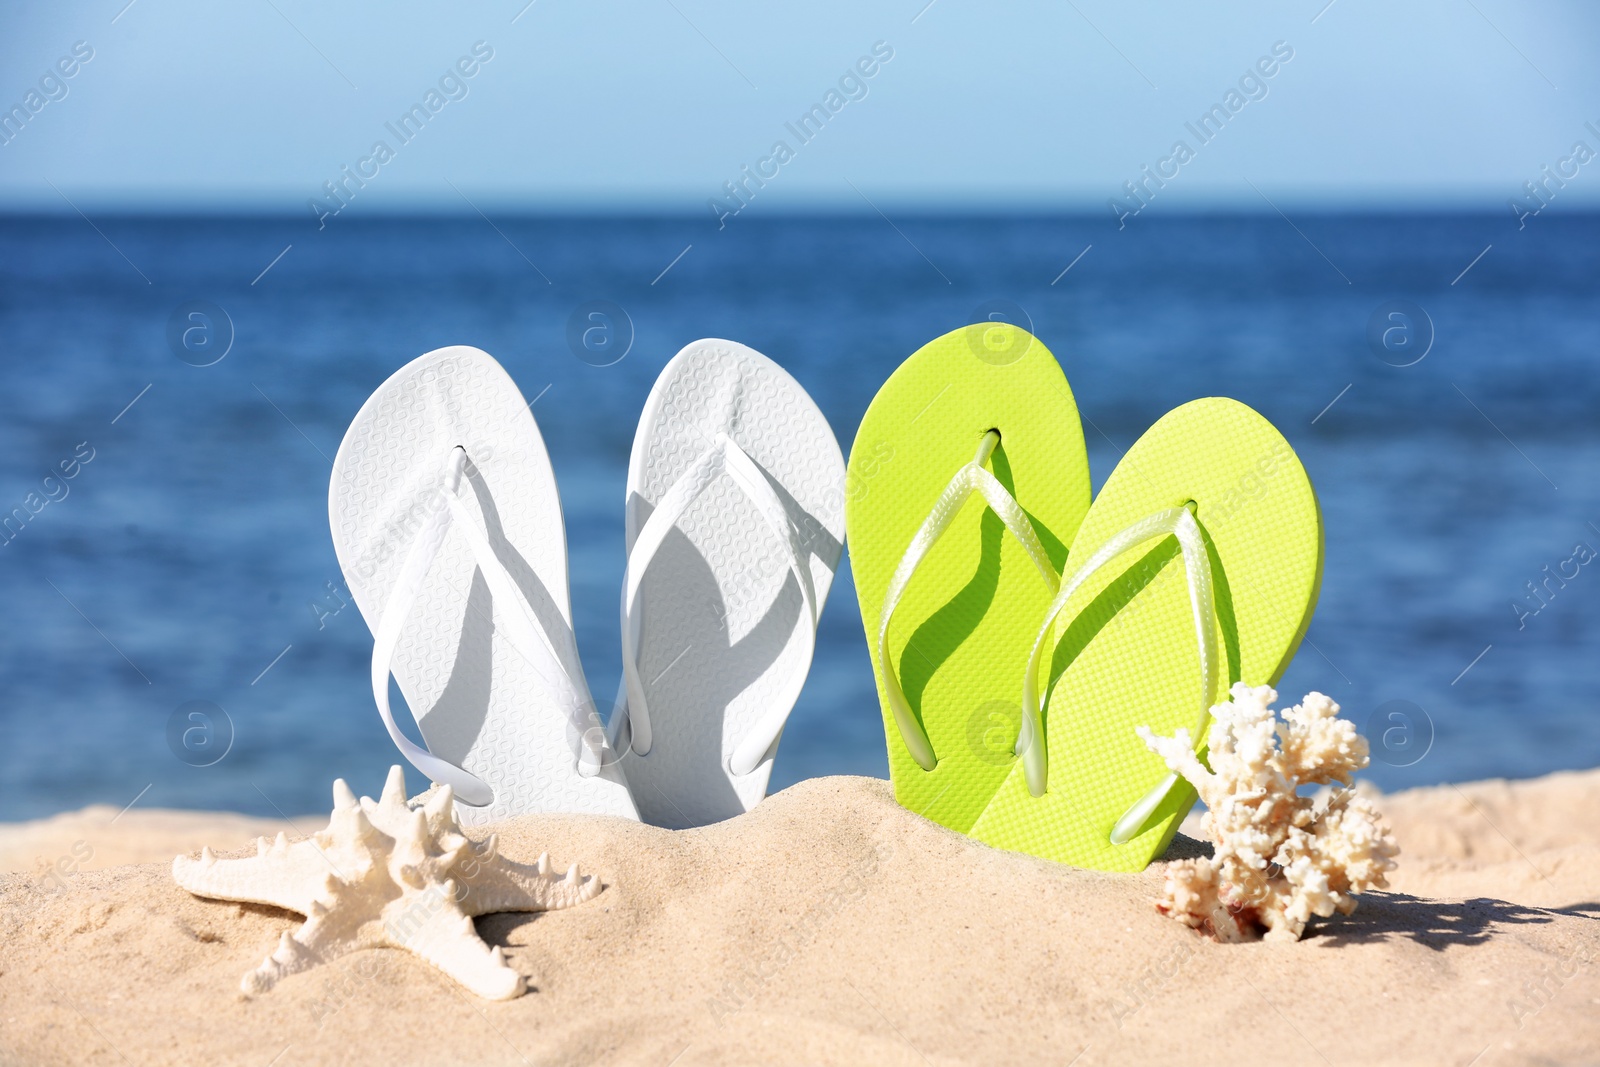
2, 0, 1598, 213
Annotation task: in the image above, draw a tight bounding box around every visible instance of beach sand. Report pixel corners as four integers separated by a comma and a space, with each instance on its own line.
2, 770, 1597, 1066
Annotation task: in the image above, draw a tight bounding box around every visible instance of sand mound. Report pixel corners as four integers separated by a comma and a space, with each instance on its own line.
2, 772, 1597, 1065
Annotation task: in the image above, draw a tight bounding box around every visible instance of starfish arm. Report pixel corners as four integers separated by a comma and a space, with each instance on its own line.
172, 836, 340, 915
383, 886, 525, 1000
455, 847, 603, 916
238, 883, 379, 996
240, 920, 346, 996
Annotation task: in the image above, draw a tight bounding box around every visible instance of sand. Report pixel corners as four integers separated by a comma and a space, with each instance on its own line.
2, 770, 1597, 1066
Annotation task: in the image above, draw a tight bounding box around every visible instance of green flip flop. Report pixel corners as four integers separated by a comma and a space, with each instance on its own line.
846, 324, 1092, 834
970, 397, 1323, 871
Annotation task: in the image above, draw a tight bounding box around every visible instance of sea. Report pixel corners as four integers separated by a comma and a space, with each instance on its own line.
1, 212, 1596, 820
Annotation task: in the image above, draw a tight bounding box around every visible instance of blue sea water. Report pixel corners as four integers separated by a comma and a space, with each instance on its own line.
1, 212, 1596, 820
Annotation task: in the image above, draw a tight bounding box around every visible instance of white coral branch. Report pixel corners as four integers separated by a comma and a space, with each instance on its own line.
1141, 684, 1399, 942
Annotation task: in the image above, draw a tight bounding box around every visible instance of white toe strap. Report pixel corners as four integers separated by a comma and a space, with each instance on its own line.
617, 432, 819, 775
1016, 505, 1218, 843
371, 447, 609, 808
878, 431, 1060, 771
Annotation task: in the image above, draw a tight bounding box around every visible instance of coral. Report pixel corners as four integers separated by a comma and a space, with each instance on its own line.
172, 765, 601, 999
1137, 684, 1399, 942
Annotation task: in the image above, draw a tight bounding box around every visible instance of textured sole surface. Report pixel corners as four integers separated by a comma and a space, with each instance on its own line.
330, 346, 637, 826
846, 325, 1092, 835
971, 397, 1323, 870
619, 339, 845, 829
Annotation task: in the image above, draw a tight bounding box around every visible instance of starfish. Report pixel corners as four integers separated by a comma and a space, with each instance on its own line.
172, 765, 601, 1000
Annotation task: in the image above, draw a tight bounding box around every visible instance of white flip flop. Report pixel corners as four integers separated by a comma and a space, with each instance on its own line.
330, 346, 637, 826
613, 339, 845, 828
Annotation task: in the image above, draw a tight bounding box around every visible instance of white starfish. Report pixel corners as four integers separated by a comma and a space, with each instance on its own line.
172, 765, 601, 1000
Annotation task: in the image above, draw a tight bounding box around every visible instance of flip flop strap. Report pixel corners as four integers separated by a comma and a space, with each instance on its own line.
372, 447, 607, 808
617, 432, 819, 775
1016, 506, 1217, 842
879, 431, 1060, 771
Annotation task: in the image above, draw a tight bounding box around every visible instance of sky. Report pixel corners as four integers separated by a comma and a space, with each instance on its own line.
2, 0, 1599, 215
